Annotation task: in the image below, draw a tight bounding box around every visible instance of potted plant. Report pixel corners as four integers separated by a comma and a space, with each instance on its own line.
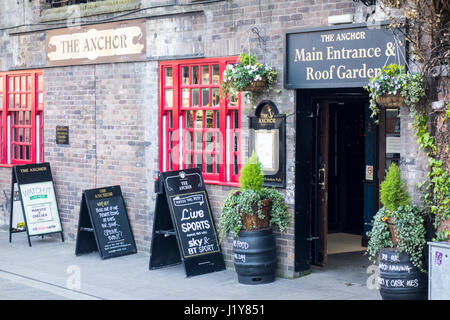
219, 152, 290, 284
220, 53, 278, 103
364, 64, 425, 121
366, 163, 428, 300
379, 162, 410, 245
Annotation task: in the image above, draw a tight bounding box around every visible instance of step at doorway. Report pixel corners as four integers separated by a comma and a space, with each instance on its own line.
327, 233, 366, 255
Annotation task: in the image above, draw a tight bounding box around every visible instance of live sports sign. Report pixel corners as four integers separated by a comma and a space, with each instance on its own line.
46, 19, 146, 67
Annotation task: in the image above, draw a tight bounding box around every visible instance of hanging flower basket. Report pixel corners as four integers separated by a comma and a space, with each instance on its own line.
241, 77, 268, 92
220, 53, 277, 99
364, 64, 425, 121
375, 94, 406, 108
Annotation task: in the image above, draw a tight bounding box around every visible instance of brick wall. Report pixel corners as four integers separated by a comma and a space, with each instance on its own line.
42, 62, 159, 250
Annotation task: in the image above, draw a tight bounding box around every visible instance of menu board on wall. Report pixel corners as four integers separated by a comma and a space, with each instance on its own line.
249, 100, 286, 188
75, 186, 137, 259
9, 163, 64, 246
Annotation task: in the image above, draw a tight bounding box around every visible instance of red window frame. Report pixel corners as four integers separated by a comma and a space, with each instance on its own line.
0, 70, 44, 166
159, 57, 241, 186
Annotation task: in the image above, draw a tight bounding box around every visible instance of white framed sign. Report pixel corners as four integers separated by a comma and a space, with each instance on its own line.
20, 181, 62, 236
254, 129, 279, 174
9, 163, 64, 246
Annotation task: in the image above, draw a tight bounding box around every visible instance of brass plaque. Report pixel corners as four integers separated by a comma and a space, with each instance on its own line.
56, 126, 69, 145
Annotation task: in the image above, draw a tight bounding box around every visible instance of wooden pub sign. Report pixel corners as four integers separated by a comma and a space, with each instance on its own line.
9, 163, 64, 246
149, 168, 225, 277
46, 19, 146, 67
285, 23, 403, 88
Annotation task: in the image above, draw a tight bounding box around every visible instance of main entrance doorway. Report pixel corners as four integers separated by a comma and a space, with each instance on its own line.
295, 88, 378, 272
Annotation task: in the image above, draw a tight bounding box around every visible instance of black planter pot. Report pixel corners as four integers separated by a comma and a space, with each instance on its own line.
233, 227, 277, 285
379, 248, 428, 300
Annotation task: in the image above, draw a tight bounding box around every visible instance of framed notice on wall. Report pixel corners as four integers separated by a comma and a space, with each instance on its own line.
254, 129, 279, 174
249, 100, 286, 188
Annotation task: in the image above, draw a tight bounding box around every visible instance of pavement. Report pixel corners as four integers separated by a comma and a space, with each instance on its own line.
0, 226, 381, 301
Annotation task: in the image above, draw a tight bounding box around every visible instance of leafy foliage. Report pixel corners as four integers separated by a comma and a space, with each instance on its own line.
377, 0, 450, 241
261, 187, 289, 232
219, 153, 291, 239
414, 107, 450, 241
367, 206, 427, 272
393, 205, 427, 272
220, 53, 278, 103
364, 64, 425, 121
367, 164, 427, 272
379, 162, 410, 211
367, 207, 394, 264
239, 152, 264, 193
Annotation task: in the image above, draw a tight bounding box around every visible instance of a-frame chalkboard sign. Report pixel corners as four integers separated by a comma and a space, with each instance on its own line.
149, 168, 225, 277
9, 162, 64, 246
75, 186, 137, 259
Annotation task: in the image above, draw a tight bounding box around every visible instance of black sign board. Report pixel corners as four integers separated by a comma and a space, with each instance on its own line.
285, 23, 404, 88
9, 162, 64, 246
75, 186, 137, 259
249, 100, 286, 188
149, 168, 225, 277
56, 126, 69, 145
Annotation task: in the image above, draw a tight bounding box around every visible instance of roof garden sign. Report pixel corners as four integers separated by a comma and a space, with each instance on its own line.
285, 23, 403, 88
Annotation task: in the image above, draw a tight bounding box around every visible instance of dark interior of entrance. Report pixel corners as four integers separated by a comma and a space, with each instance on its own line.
327, 102, 365, 235
294, 88, 376, 271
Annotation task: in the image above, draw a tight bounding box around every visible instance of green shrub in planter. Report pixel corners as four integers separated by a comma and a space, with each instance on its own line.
219, 152, 290, 239
367, 163, 427, 272
380, 162, 410, 211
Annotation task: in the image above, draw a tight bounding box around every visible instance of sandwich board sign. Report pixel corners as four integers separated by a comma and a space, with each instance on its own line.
75, 185, 137, 259
149, 168, 225, 277
9, 162, 64, 246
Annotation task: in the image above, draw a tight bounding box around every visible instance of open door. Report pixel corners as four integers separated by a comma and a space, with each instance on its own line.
295, 89, 375, 272
295, 93, 328, 271
310, 100, 329, 266
295, 90, 315, 273
317, 101, 329, 265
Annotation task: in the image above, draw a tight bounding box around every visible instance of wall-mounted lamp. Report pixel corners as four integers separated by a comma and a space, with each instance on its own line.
353, 0, 376, 6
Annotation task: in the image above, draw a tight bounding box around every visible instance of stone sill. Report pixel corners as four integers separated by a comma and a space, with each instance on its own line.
40, 0, 141, 23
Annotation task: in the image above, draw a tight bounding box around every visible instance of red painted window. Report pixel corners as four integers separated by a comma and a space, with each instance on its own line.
0, 70, 44, 165
159, 57, 241, 185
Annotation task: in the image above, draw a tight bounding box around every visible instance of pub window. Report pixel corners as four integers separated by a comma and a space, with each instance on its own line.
385, 108, 400, 169
0, 70, 44, 165
159, 58, 241, 185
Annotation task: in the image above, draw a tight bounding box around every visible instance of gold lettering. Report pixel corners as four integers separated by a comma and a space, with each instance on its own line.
294, 48, 322, 62
94, 192, 113, 199
327, 46, 381, 60
306, 67, 314, 80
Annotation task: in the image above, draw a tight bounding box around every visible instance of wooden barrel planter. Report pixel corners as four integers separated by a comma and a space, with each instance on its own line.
378, 248, 427, 300
233, 227, 277, 285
